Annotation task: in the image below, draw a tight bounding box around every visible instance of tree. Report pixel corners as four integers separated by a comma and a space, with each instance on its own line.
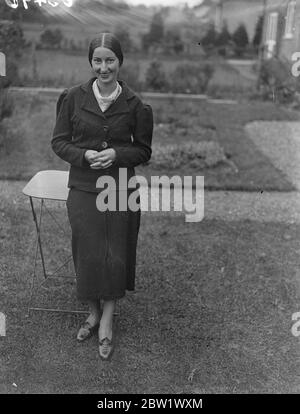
253, 15, 264, 52
0, 20, 26, 58
1, 1, 47, 23
141, 32, 151, 53
147, 11, 164, 50
114, 27, 132, 53
215, 22, 232, 56
100, 0, 129, 12
232, 23, 249, 57
200, 23, 217, 55
0, 19, 25, 118
39, 28, 63, 50
164, 28, 184, 55
0, 1, 23, 21
0, 20, 25, 87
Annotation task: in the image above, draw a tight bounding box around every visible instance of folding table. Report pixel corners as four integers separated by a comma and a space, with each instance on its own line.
22, 170, 88, 316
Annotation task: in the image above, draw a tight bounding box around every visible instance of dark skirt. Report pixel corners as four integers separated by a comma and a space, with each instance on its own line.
66, 187, 141, 301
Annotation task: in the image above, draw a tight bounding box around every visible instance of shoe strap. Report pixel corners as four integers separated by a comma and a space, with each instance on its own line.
99, 337, 112, 345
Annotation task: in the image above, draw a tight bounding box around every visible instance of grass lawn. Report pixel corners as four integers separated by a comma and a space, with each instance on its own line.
0, 182, 299, 393
0, 91, 299, 191
18, 49, 253, 92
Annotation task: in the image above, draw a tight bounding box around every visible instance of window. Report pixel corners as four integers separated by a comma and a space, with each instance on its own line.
265, 12, 279, 58
284, 0, 296, 39
266, 12, 279, 42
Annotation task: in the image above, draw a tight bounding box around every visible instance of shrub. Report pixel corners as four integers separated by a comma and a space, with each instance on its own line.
0, 20, 25, 87
256, 57, 297, 103
39, 28, 64, 50
0, 87, 13, 121
119, 62, 142, 92
0, 87, 13, 151
0, 59, 20, 87
0, 20, 26, 58
150, 141, 227, 169
144, 60, 169, 92
0, 63, 16, 121
170, 63, 215, 94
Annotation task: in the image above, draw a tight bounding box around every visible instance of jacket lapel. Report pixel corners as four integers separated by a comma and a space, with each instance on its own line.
80, 78, 133, 119
104, 93, 130, 118
80, 78, 106, 120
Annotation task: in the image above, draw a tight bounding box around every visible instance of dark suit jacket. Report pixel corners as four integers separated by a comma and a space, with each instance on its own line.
51, 77, 153, 192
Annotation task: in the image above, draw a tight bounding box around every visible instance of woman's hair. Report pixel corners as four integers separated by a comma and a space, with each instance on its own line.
88, 33, 124, 66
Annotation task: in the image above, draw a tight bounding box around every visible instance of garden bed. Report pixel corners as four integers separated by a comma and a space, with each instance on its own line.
0, 92, 299, 190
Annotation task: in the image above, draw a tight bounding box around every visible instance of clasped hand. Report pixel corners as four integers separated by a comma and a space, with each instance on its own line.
85, 149, 116, 169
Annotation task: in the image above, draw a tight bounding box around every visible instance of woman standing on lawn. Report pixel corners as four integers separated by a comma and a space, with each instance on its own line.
51, 33, 153, 360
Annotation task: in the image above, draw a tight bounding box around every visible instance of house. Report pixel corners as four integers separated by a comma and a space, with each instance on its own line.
193, 0, 264, 40
192, 0, 300, 61
262, 0, 300, 61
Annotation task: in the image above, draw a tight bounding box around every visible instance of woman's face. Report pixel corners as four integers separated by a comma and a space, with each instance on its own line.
91, 46, 120, 86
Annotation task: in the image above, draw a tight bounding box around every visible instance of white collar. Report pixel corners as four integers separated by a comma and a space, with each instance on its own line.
92, 80, 122, 101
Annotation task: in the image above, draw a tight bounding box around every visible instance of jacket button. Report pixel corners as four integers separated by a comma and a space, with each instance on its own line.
103, 126, 108, 132
101, 141, 108, 149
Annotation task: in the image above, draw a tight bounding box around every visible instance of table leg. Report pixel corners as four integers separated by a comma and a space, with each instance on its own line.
29, 197, 47, 279
26, 196, 89, 315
